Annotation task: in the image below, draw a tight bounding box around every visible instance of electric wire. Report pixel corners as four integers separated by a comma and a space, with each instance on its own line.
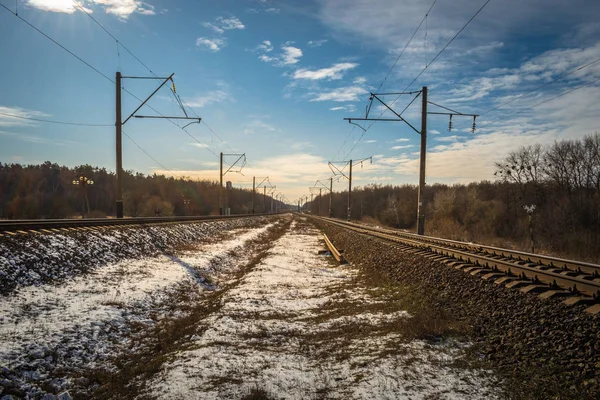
0, 111, 112, 126
0, 3, 113, 83
475, 76, 600, 131
70, 0, 234, 159
341, 0, 493, 162
122, 130, 171, 171
452, 56, 600, 130
330, 0, 439, 165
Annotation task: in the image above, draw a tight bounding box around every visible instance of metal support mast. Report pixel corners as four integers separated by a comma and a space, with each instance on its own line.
344, 87, 477, 235
115, 72, 200, 218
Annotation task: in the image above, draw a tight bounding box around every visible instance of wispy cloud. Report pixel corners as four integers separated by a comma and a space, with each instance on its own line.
215, 16, 245, 30
311, 86, 368, 102
25, 0, 156, 18
202, 22, 224, 34
281, 46, 303, 65
307, 39, 328, 47
394, 138, 410, 142
293, 63, 358, 80
0, 106, 49, 127
196, 37, 225, 52
391, 145, 414, 150
183, 82, 234, 107
243, 119, 279, 135
256, 42, 303, 66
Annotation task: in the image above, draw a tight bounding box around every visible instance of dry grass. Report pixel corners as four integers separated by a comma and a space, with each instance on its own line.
72, 219, 292, 400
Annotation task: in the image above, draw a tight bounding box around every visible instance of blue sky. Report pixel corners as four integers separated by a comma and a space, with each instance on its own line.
1, 0, 599, 202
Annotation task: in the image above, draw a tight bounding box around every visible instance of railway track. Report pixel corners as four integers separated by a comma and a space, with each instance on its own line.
0, 214, 268, 235
308, 215, 600, 307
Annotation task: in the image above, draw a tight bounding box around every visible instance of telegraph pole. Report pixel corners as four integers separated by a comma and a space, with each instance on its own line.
218, 153, 246, 215
115, 71, 200, 218
219, 152, 223, 215
252, 176, 255, 214
417, 87, 427, 235
328, 158, 371, 221
329, 177, 333, 217
348, 160, 352, 220
344, 87, 477, 234
115, 72, 123, 218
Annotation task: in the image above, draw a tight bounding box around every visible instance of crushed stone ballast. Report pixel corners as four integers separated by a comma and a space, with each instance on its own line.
305, 214, 600, 312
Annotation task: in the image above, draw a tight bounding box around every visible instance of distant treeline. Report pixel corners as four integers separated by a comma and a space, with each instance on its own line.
2, 133, 599, 260
308, 133, 600, 261
0, 162, 279, 219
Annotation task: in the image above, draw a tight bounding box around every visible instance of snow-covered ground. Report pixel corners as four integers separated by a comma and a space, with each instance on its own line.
0, 220, 278, 399
147, 218, 501, 399
1, 216, 501, 399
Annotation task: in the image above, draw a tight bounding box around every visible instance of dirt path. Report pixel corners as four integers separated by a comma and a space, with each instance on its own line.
145, 216, 500, 399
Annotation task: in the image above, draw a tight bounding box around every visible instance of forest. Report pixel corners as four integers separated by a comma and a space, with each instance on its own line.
1, 133, 599, 261
0, 163, 280, 219
309, 133, 600, 261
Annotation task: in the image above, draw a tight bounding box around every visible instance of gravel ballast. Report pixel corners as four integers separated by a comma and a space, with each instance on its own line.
0, 216, 277, 296
314, 219, 600, 400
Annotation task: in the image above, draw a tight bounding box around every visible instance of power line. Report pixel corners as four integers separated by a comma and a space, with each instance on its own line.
330, 0, 438, 166
452, 56, 600, 130
71, 0, 157, 76
377, 0, 438, 93
402, 0, 493, 92
476, 76, 600, 131
122, 130, 171, 171
340, 0, 493, 162
0, 111, 111, 126
0, 3, 114, 83
2, 2, 221, 160
69, 0, 232, 158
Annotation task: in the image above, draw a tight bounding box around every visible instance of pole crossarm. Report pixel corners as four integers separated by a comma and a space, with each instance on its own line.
122, 73, 174, 125
255, 176, 269, 188
328, 161, 349, 180
314, 179, 331, 191
427, 101, 480, 132
222, 153, 247, 175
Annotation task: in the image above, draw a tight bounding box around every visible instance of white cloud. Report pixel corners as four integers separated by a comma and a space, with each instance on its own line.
202, 22, 224, 34
196, 37, 225, 52
256, 43, 303, 66
308, 39, 328, 47
243, 119, 279, 135
364, 140, 377, 143
391, 145, 414, 150
25, 0, 85, 13
394, 138, 410, 142
353, 77, 367, 84
183, 83, 234, 107
265, 7, 280, 13
281, 46, 303, 65
293, 63, 358, 80
0, 106, 49, 127
311, 86, 368, 102
256, 40, 274, 52
329, 105, 356, 111
216, 16, 245, 30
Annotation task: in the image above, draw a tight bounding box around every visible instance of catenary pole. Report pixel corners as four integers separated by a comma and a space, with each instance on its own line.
417, 86, 427, 235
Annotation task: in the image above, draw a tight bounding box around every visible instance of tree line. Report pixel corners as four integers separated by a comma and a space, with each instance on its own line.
307, 133, 600, 261
0, 162, 280, 219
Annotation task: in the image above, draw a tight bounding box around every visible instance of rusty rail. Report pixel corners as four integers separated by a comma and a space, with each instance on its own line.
307, 215, 600, 300
323, 233, 345, 264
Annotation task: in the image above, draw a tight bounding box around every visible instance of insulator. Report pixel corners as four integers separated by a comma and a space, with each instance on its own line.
472, 115, 477, 133
172, 83, 176, 93
448, 115, 453, 132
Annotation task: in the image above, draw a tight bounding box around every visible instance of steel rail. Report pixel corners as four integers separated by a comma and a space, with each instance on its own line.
0, 214, 269, 234
319, 217, 600, 277
309, 216, 600, 299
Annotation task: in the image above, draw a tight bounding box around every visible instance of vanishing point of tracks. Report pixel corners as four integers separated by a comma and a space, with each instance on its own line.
310, 215, 600, 312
